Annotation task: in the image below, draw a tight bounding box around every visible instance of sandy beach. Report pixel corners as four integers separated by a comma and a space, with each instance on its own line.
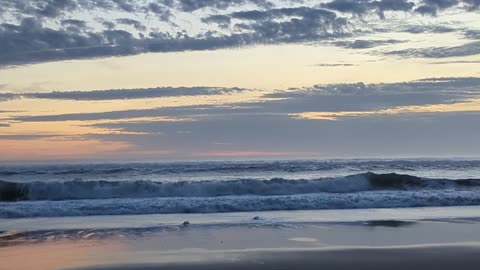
2, 207, 480, 270
71, 246, 480, 270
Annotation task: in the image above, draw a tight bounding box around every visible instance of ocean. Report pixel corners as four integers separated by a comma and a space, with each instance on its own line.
2, 159, 480, 218
3, 159, 480, 270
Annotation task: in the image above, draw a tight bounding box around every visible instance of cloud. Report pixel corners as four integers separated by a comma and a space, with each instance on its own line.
463, 0, 480, 10
0, 134, 65, 139
385, 41, 480, 58
147, 3, 173, 21
13, 77, 480, 123
85, 111, 480, 158
13, 105, 239, 122
0, 93, 16, 101
257, 77, 480, 115
0, 17, 138, 66
116, 18, 147, 31
1, 0, 78, 18
465, 30, 480, 39
111, 0, 136, 12
415, 0, 459, 16
17, 86, 246, 101
333, 39, 404, 49
429, 60, 480, 64
0, 0, 479, 66
314, 63, 358, 67
0, 0, 170, 21
402, 25, 457, 34
321, 0, 415, 17
0, 7, 350, 66
8, 77, 480, 158
61, 19, 87, 28
201, 7, 349, 43
165, 0, 274, 12
322, 0, 374, 15
201, 15, 232, 26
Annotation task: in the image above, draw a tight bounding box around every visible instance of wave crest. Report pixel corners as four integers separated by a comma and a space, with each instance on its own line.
1, 173, 480, 202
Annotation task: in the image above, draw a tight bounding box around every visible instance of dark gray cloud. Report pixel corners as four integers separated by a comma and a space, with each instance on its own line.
201, 15, 232, 27
15, 87, 246, 101
111, 0, 136, 12
38, 0, 78, 17
463, 0, 480, 10
0, 18, 139, 66
116, 18, 147, 31
164, 0, 274, 12
0, 0, 479, 66
101, 21, 116, 29
147, 3, 173, 21
14, 77, 480, 122
258, 77, 480, 113
333, 39, 404, 49
0, 6, 350, 66
233, 7, 348, 42
13, 105, 247, 122
200, 7, 349, 44
76, 77, 480, 157
0, 0, 274, 20
465, 30, 480, 39
415, 0, 459, 16
322, 0, 373, 15
429, 60, 480, 64
414, 5, 438, 15
0, 0, 169, 20
386, 41, 480, 58
11, 77, 480, 157
0, 92, 16, 101
1, 0, 78, 18
321, 0, 473, 17
321, 0, 415, 18
217, 7, 346, 23
402, 25, 457, 34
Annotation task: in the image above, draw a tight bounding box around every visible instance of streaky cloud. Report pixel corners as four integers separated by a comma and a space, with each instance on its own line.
333, 39, 404, 49
8, 87, 246, 101
13, 77, 480, 123
0, 0, 479, 66
385, 41, 480, 58
429, 60, 480, 64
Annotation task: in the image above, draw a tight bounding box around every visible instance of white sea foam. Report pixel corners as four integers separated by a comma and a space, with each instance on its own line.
2, 189, 480, 218
2, 172, 479, 202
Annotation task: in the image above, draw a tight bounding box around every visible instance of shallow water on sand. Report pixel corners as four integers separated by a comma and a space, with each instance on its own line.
2, 206, 480, 270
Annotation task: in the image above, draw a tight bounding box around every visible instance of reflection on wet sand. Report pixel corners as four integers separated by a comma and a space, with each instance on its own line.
0, 240, 125, 270
3, 217, 480, 270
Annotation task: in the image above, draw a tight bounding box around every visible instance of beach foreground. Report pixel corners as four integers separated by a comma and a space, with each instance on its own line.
72, 246, 480, 270
2, 207, 480, 270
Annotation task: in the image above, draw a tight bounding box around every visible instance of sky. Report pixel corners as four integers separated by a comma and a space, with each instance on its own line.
1, 0, 480, 162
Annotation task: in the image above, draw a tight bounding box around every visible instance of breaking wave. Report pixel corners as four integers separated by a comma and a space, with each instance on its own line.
2, 190, 480, 218
1, 172, 480, 202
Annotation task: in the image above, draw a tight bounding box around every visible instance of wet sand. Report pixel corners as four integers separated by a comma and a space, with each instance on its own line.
72, 245, 480, 270
2, 208, 480, 270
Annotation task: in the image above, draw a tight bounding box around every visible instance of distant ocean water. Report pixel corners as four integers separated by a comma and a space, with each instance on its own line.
2, 159, 480, 218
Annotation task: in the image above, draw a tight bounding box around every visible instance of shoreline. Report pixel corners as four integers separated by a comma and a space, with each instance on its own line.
2, 205, 480, 231
3, 206, 480, 270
